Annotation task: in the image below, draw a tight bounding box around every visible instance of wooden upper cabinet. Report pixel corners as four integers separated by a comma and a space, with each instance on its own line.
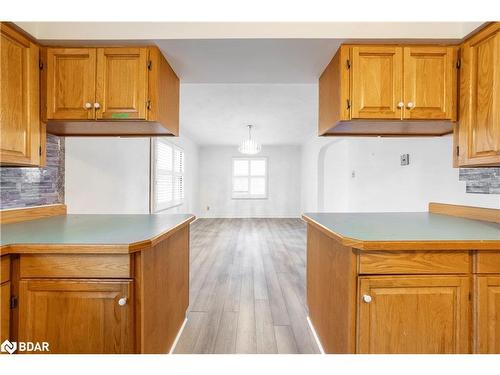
318, 45, 351, 135
46, 48, 96, 120
95, 48, 148, 120
476, 275, 500, 354
358, 276, 470, 354
43, 46, 179, 136
351, 46, 403, 119
456, 23, 500, 166
319, 43, 458, 136
403, 46, 457, 120
147, 47, 180, 136
19, 279, 134, 354
0, 23, 41, 166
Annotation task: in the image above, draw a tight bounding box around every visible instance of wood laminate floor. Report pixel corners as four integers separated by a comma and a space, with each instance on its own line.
173, 218, 320, 354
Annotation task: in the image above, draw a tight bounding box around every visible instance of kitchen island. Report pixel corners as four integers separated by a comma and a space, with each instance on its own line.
302, 203, 500, 354
0, 206, 195, 354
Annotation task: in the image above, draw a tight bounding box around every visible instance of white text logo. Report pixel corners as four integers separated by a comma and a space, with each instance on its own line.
0, 339, 49, 354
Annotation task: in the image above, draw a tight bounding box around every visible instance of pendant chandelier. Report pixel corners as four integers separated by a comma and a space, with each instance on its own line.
238, 125, 261, 155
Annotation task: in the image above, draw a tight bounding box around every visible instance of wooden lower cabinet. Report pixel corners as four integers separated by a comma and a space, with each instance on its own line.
305, 223, 500, 354
1, 282, 10, 343
476, 275, 500, 353
358, 276, 470, 354
3, 224, 191, 354
18, 279, 134, 354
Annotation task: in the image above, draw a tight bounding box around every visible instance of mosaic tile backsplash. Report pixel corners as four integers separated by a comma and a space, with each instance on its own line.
459, 168, 500, 194
1, 134, 65, 209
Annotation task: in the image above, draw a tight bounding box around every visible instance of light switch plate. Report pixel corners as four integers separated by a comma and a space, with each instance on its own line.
400, 154, 410, 166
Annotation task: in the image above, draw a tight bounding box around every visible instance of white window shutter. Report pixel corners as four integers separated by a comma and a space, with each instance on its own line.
152, 139, 185, 212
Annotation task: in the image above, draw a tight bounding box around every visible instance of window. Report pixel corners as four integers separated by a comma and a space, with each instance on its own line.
232, 157, 267, 199
151, 138, 184, 212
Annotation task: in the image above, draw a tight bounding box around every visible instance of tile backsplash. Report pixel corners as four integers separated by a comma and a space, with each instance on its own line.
459, 168, 500, 194
0, 134, 65, 209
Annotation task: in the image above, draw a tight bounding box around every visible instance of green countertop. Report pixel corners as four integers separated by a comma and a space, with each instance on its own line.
0, 214, 194, 247
303, 212, 500, 242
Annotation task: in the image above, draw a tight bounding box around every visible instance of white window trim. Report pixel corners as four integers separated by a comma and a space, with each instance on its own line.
150, 138, 185, 213
231, 157, 268, 200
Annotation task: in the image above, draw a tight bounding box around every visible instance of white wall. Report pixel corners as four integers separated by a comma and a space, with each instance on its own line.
65, 137, 150, 214
65, 134, 199, 215
301, 135, 500, 213
198, 145, 301, 218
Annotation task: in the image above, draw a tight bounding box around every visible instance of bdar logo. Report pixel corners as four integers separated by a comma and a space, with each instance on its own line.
1, 339, 17, 354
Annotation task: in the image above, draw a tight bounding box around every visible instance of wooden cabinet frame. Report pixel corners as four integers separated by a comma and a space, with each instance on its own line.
351, 46, 403, 120
305, 219, 500, 354
358, 275, 470, 354
45, 48, 96, 120
1, 222, 191, 354
42, 46, 179, 136
319, 43, 459, 136
95, 48, 148, 120
455, 22, 500, 167
0, 23, 41, 166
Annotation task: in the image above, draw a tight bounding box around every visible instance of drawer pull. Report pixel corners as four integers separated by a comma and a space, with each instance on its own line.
362, 294, 372, 303
118, 297, 128, 306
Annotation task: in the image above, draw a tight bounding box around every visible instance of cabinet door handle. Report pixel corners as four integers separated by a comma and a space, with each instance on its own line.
118, 297, 128, 306
406, 102, 415, 109
94, 102, 101, 109
84, 102, 92, 109
397, 101, 404, 109
362, 294, 372, 303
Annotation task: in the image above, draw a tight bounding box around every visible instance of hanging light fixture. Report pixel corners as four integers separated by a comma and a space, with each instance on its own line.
238, 125, 261, 155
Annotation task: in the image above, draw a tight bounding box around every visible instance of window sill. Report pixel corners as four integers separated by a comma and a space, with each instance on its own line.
231, 196, 268, 200
154, 202, 184, 213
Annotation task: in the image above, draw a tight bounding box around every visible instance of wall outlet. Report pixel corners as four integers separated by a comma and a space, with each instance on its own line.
400, 154, 410, 166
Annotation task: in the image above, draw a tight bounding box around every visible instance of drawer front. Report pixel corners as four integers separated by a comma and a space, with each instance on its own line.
1, 256, 10, 284
359, 251, 470, 274
20, 254, 131, 279
475, 252, 500, 274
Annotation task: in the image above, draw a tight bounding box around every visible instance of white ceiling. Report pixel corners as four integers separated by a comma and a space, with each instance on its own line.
157, 39, 341, 83
180, 84, 317, 145
16, 22, 482, 40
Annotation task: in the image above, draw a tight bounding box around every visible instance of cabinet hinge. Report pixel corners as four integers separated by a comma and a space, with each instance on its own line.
468, 292, 472, 302
147, 60, 152, 70
39, 59, 44, 70
456, 59, 461, 69
346, 99, 351, 110
146, 99, 151, 110
456, 146, 460, 157
10, 295, 17, 309
39, 145, 42, 156
346, 59, 351, 69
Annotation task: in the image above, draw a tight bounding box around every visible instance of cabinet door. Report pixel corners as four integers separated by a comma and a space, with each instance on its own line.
351, 46, 403, 119
95, 48, 148, 120
459, 25, 500, 165
0, 282, 10, 343
19, 279, 134, 354
46, 48, 96, 120
0, 24, 40, 166
358, 276, 470, 354
403, 46, 457, 120
476, 276, 500, 353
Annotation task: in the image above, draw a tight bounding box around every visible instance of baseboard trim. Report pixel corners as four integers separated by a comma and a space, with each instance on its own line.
307, 316, 325, 354
196, 215, 301, 219
169, 317, 188, 354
